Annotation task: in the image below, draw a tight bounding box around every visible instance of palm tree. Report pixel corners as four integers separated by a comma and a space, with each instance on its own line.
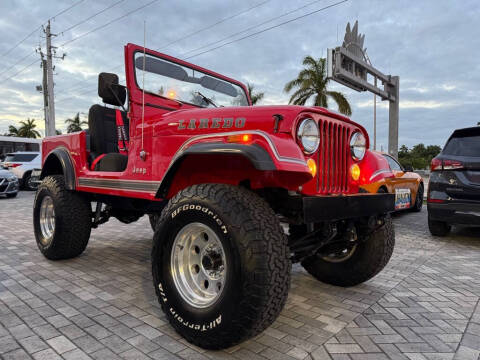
284, 56, 352, 116
8, 125, 19, 136
65, 113, 87, 133
247, 83, 264, 105
17, 119, 41, 138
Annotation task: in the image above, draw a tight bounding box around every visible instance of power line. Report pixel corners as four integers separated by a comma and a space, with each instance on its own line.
57, 1, 346, 101
49, 0, 86, 21
0, 58, 39, 85
157, 0, 270, 51
59, 0, 125, 35
1, 26, 42, 58
0, 50, 36, 78
184, 0, 348, 60
59, 0, 160, 48
57, 1, 268, 94
1, 0, 85, 58
181, 0, 327, 58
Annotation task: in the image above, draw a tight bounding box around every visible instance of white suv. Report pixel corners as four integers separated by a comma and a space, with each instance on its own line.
2, 152, 41, 190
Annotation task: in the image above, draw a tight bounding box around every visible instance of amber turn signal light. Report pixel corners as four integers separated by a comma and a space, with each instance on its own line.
350, 164, 360, 181
227, 134, 252, 143
307, 158, 317, 177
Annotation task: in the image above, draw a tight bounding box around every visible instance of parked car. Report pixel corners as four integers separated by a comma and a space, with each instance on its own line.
359, 151, 424, 212
428, 126, 480, 236
2, 151, 41, 190
32, 43, 395, 349
0, 169, 19, 198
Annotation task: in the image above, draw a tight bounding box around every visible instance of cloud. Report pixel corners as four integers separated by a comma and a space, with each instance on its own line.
0, 0, 478, 147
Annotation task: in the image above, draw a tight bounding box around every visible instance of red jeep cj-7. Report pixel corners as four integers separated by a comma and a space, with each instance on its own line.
34, 43, 395, 349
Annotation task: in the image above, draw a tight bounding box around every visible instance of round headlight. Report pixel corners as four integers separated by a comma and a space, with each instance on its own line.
350, 132, 366, 160
297, 118, 319, 154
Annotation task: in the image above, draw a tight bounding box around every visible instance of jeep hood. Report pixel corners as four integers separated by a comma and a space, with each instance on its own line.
155, 105, 358, 134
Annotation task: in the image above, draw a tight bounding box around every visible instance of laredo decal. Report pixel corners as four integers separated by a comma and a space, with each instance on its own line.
178, 117, 245, 130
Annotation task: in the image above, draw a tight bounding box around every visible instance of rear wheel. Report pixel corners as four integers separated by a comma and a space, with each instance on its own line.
152, 184, 290, 349
411, 183, 424, 212
148, 213, 159, 232
301, 216, 395, 287
428, 215, 450, 237
33, 175, 92, 260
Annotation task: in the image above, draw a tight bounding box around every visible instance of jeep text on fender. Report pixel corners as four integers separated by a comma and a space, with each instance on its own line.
33, 43, 395, 350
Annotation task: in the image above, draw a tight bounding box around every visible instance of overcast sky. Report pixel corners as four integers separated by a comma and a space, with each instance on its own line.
0, 0, 478, 149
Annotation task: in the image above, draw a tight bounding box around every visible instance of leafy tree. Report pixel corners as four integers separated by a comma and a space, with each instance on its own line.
8, 125, 19, 136
65, 113, 87, 133
398, 143, 442, 170
16, 119, 41, 138
284, 56, 352, 116
247, 83, 264, 105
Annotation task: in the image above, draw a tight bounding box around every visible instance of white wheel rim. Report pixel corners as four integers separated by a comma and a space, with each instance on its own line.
170, 222, 226, 308
39, 195, 55, 245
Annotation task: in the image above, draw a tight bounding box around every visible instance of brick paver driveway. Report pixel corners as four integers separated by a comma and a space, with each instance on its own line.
1, 192, 479, 360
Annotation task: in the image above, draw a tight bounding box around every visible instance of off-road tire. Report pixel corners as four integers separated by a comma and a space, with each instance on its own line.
301, 216, 395, 287
6, 193, 17, 198
148, 213, 159, 232
152, 184, 291, 349
428, 216, 450, 237
34, 175, 92, 260
411, 183, 424, 212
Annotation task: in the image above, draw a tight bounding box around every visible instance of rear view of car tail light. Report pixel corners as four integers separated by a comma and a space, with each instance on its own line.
8, 163, 21, 168
430, 158, 442, 171
430, 158, 464, 171
442, 159, 464, 170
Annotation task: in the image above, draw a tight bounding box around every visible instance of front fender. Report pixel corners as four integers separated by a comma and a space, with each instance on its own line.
155, 142, 276, 198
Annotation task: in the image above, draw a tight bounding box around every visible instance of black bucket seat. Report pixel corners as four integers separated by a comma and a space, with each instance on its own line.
88, 73, 129, 172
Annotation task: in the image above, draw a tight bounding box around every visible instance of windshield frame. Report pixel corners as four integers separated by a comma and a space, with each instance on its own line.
132, 49, 251, 108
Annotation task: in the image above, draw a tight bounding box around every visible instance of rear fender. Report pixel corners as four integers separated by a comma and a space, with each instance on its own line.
40, 148, 76, 190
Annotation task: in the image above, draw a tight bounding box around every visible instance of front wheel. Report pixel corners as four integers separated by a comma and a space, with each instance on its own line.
23, 171, 38, 191
302, 216, 395, 287
152, 184, 291, 349
33, 175, 92, 260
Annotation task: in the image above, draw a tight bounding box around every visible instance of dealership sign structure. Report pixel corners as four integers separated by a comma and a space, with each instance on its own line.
327, 21, 400, 158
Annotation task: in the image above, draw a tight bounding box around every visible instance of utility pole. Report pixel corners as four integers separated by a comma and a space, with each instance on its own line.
36, 48, 49, 134
373, 77, 376, 151
45, 21, 56, 137
388, 76, 400, 159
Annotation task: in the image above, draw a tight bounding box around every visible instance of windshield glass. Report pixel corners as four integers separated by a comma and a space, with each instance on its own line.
134, 52, 249, 108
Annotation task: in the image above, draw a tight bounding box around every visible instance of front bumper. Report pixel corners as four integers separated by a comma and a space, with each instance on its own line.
0, 178, 19, 195
428, 201, 480, 226
303, 193, 395, 223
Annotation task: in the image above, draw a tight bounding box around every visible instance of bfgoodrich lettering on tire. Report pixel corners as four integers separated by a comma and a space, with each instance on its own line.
33, 175, 92, 260
152, 184, 291, 349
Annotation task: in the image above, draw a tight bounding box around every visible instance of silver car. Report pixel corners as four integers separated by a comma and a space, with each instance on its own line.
2, 151, 41, 190
0, 169, 19, 198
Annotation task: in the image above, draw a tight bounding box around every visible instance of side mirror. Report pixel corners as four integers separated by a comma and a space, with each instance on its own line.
404, 165, 413, 172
